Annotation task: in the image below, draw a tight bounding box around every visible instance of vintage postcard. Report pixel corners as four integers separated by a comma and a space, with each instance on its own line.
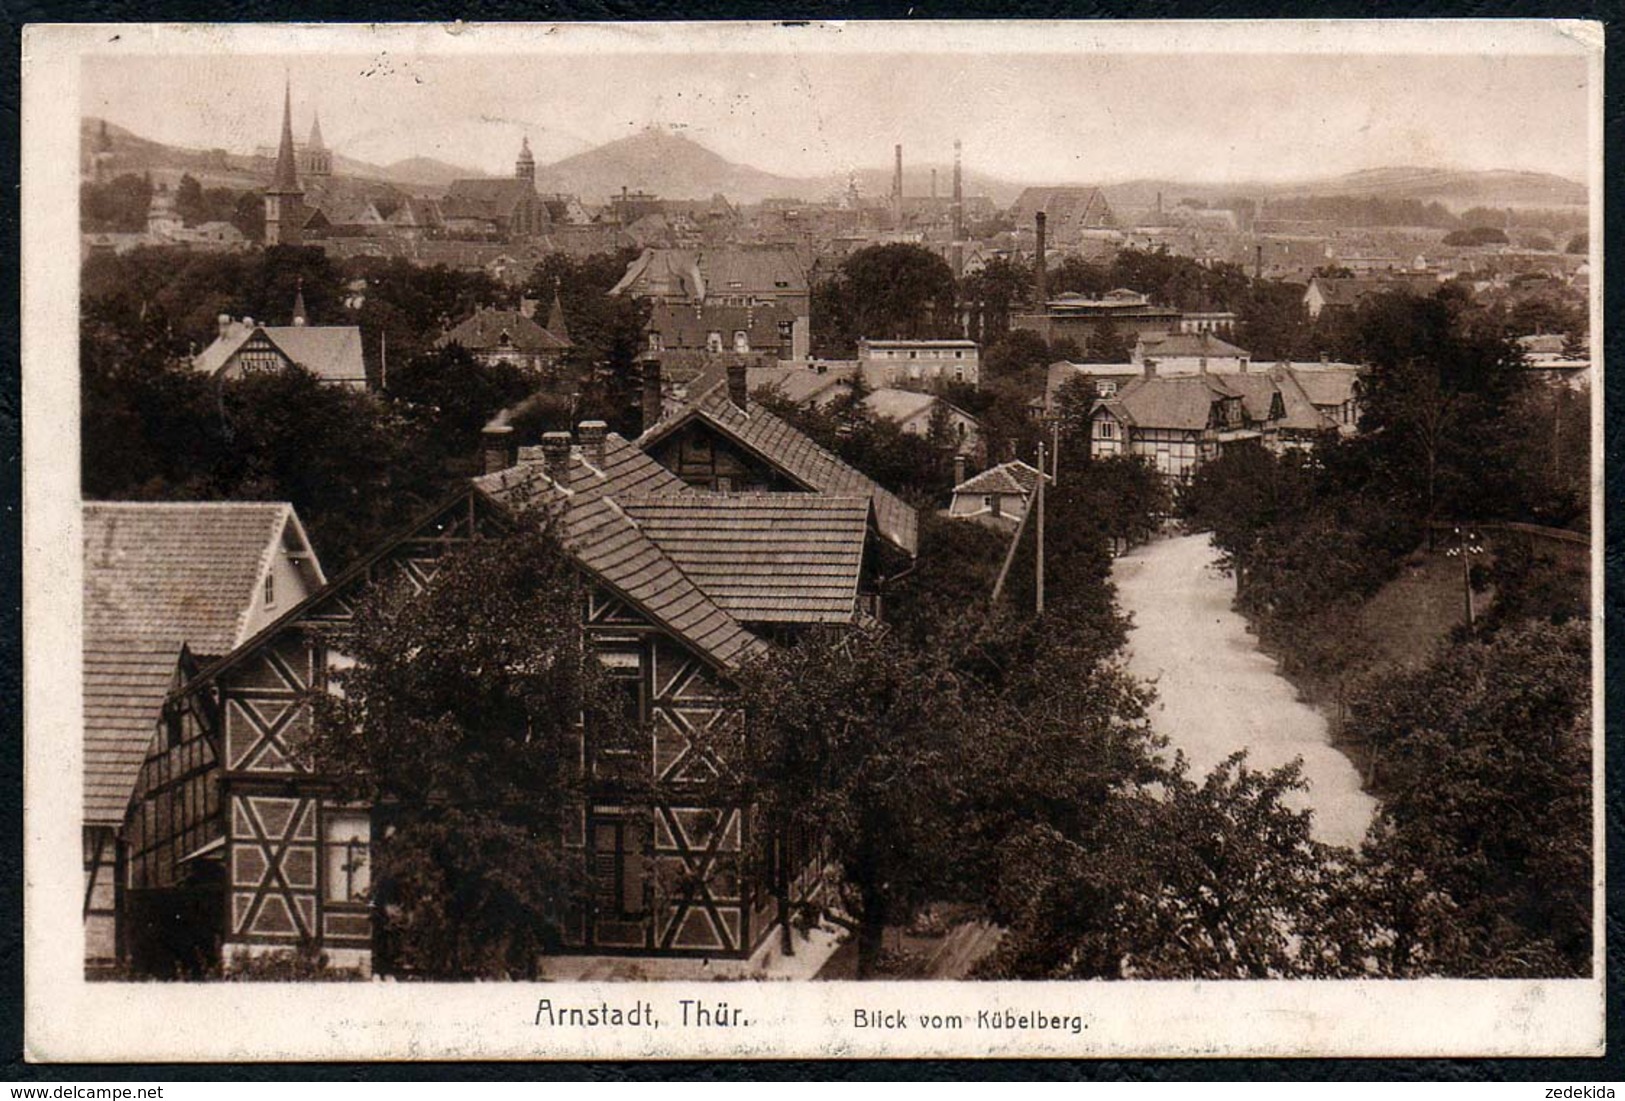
21, 20, 1604, 1060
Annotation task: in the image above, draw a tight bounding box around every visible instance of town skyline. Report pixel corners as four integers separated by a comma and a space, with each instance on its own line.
83, 44, 1592, 188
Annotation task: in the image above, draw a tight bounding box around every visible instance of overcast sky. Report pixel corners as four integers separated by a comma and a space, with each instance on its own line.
82, 35, 1593, 186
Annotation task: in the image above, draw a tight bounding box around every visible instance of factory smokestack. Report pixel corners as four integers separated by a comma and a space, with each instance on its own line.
892, 143, 903, 222
931, 168, 938, 200
952, 139, 965, 279
1034, 211, 1048, 306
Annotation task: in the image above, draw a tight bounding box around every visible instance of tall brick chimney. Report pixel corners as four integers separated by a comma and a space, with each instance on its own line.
541, 431, 572, 482
1034, 212, 1048, 306
578, 419, 607, 468
726, 361, 749, 409
953, 453, 967, 486
640, 356, 663, 434
481, 424, 515, 475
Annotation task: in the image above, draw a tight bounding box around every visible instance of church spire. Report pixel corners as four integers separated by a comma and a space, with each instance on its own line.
546, 280, 570, 343
307, 110, 326, 152
270, 79, 302, 195
292, 278, 308, 326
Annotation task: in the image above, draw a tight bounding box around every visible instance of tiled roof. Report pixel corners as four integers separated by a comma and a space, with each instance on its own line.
194, 324, 367, 386
953, 460, 1046, 497
611, 247, 808, 301
443, 178, 541, 222
862, 388, 939, 425
439, 307, 572, 354
1102, 375, 1235, 431
1287, 365, 1362, 407
747, 364, 857, 406
640, 381, 920, 557
649, 301, 796, 351
475, 436, 764, 671
1263, 367, 1338, 431
82, 502, 303, 825
1136, 331, 1251, 359
619, 494, 870, 624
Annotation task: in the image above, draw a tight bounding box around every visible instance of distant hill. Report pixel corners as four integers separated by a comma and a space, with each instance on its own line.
84, 116, 1587, 217
369, 155, 482, 192
532, 127, 805, 205
80, 117, 476, 195
1098, 167, 1586, 217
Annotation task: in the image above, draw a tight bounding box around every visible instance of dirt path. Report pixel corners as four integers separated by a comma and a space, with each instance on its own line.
1113, 533, 1377, 849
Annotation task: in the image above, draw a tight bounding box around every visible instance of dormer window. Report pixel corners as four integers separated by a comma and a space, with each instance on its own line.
498, 329, 512, 348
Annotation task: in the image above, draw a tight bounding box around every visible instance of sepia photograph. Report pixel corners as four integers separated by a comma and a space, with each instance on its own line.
21, 19, 1604, 1060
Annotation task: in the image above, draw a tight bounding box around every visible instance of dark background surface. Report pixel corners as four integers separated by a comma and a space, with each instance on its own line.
0, 1, 1619, 1081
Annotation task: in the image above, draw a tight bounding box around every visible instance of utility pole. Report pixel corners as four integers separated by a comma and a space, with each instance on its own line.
1446, 525, 1484, 629
1035, 440, 1046, 615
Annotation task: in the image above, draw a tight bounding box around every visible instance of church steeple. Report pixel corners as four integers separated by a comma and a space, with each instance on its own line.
516, 136, 536, 185
304, 110, 331, 178
292, 278, 308, 326
264, 79, 306, 246
269, 81, 302, 195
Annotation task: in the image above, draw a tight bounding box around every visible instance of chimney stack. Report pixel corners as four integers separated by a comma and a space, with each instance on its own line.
893, 143, 903, 222
641, 356, 663, 434
541, 431, 572, 482
953, 453, 967, 486
1255, 243, 1264, 281
1034, 212, 1048, 306
519, 297, 539, 319
578, 420, 607, 469
481, 424, 515, 475
726, 361, 749, 409
218, 313, 232, 339
1143, 358, 1158, 379
952, 139, 965, 279
931, 168, 938, 200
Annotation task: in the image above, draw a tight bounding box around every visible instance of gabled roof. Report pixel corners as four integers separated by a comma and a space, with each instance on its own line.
474, 436, 764, 671
618, 493, 871, 624
863, 388, 947, 426
1288, 365, 1362, 407
747, 364, 857, 406
439, 307, 572, 354
1262, 367, 1338, 432
953, 460, 1047, 497
611, 247, 808, 301
83, 502, 319, 825
639, 380, 920, 557
1099, 374, 1236, 431
193, 324, 367, 386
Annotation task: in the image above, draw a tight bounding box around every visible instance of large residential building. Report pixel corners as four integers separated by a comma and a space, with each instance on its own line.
857, 338, 980, 388
82, 502, 325, 972
1089, 363, 1348, 479
611, 247, 812, 360
116, 389, 915, 974
193, 301, 368, 389
1132, 331, 1253, 375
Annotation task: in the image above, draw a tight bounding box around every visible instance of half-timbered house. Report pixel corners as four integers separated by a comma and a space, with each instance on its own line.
119, 423, 883, 974
82, 502, 325, 972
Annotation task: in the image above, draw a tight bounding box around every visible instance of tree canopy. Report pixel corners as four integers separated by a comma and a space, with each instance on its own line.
306, 517, 620, 979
